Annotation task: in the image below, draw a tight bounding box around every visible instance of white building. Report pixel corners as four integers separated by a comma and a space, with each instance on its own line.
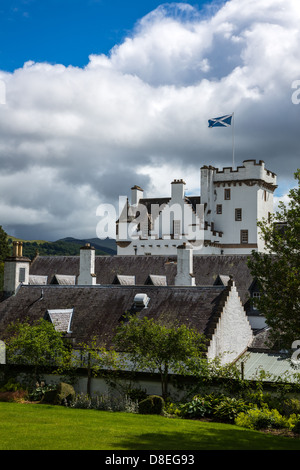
116, 160, 277, 256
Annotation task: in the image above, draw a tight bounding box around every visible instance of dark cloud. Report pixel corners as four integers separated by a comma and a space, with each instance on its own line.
0, 0, 299, 240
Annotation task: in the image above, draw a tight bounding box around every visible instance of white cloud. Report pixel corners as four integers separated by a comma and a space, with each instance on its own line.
0, 0, 299, 240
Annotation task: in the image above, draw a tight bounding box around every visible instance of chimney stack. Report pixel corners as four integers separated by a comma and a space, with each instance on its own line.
131, 185, 144, 206
175, 242, 195, 286
3, 241, 30, 297
171, 179, 186, 201
77, 244, 97, 285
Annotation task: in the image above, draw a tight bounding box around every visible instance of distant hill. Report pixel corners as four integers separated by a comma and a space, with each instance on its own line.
7, 236, 117, 259
58, 237, 117, 255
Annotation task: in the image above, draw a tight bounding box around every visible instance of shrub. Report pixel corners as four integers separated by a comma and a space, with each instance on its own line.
68, 393, 139, 413
126, 387, 148, 403
29, 382, 57, 402
235, 407, 290, 430
42, 382, 75, 405
276, 398, 300, 417
179, 397, 211, 419
0, 378, 26, 393
164, 400, 182, 417
213, 397, 250, 423
292, 419, 300, 434
139, 395, 165, 415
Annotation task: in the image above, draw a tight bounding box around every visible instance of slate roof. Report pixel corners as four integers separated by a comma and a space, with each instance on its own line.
29, 254, 253, 304
0, 284, 227, 348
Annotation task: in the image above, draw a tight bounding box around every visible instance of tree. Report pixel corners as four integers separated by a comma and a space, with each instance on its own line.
0, 226, 10, 292
76, 337, 119, 396
247, 169, 300, 349
113, 316, 207, 398
5, 319, 73, 380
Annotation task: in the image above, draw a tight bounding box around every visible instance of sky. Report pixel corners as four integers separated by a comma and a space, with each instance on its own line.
0, 0, 299, 241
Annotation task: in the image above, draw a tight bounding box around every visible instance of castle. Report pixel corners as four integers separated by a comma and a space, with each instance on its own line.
116, 160, 277, 256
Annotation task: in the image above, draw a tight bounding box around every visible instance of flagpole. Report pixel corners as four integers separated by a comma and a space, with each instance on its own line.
232, 112, 235, 170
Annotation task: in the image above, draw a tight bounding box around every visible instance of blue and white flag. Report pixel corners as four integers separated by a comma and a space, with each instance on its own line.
208, 114, 233, 128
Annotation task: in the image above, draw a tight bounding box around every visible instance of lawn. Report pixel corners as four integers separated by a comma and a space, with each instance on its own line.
0, 402, 300, 450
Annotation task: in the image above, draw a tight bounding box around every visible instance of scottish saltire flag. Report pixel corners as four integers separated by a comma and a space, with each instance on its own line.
208, 114, 233, 128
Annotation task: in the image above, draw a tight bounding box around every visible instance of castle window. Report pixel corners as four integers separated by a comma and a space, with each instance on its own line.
216, 204, 222, 214
235, 208, 242, 221
240, 230, 248, 244
224, 188, 231, 200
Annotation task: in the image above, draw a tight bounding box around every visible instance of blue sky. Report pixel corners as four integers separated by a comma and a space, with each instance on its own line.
0, 0, 209, 72
0, 0, 299, 240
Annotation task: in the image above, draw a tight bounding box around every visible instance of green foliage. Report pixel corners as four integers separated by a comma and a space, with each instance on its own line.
247, 169, 300, 348
5, 318, 73, 377
7, 237, 114, 259
213, 396, 250, 423
42, 382, 76, 405
114, 316, 207, 397
139, 395, 165, 415
178, 394, 250, 423
179, 396, 210, 419
126, 387, 148, 403
0, 226, 9, 291
292, 419, 300, 434
29, 382, 57, 401
0, 378, 26, 393
235, 406, 297, 431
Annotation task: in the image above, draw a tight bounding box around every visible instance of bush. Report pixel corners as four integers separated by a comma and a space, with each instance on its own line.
68, 393, 139, 413
164, 401, 182, 417
126, 387, 148, 403
292, 419, 300, 434
276, 398, 300, 417
213, 397, 250, 423
139, 395, 165, 415
179, 397, 211, 419
42, 382, 75, 405
0, 378, 26, 393
29, 382, 57, 402
235, 407, 290, 430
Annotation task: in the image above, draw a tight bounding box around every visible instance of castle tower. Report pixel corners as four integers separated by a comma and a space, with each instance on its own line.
201, 159, 277, 253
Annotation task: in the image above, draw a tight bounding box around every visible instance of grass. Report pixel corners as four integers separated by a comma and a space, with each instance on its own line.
1, 402, 300, 450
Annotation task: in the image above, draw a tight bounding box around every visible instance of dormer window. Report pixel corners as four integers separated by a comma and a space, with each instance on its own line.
252, 292, 261, 310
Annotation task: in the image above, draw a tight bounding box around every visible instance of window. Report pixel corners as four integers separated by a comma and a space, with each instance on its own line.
235, 208, 242, 221
264, 190, 267, 201
224, 188, 231, 200
216, 204, 222, 214
240, 230, 248, 244
19, 268, 26, 283
252, 292, 261, 310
